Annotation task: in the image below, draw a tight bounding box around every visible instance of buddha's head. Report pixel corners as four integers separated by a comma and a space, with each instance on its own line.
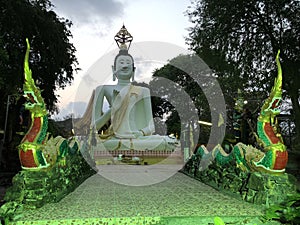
113, 50, 135, 82
113, 25, 135, 83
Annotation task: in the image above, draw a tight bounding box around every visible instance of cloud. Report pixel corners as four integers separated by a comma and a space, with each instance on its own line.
51, 0, 124, 26
134, 60, 164, 84
54, 101, 87, 120
83, 73, 98, 86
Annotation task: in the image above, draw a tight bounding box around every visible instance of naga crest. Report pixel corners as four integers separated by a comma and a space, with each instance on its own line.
256, 50, 286, 156
259, 50, 282, 120
23, 38, 47, 116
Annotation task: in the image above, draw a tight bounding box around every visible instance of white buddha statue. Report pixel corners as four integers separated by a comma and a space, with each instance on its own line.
87, 25, 177, 151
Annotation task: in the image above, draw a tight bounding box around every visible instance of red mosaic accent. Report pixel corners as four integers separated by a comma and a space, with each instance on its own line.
263, 123, 281, 144
19, 149, 37, 167
23, 117, 41, 142
273, 150, 288, 170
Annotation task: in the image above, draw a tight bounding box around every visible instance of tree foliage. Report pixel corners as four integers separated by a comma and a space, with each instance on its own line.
150, 54, 215, 144
0, 0, 78, 116
186, 0, 300, 143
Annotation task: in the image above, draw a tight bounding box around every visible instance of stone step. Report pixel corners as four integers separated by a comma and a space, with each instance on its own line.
7, 215, 281, 225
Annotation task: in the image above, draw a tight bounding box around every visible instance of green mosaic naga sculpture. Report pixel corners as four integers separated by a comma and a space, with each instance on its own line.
18, 39, 78, 170
196, 51, 288, 174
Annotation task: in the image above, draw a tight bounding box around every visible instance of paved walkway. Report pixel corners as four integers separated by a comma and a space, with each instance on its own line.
9, 164, 272, 224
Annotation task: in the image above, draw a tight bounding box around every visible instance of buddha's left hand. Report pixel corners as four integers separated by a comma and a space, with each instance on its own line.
132, 130, 144, 138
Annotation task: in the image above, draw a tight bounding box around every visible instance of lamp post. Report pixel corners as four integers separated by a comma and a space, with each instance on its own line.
182, 129, 189, 162
3, 95, 12, 143
0, 95, 12, 166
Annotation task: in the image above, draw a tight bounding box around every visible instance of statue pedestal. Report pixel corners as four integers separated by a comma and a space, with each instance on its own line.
96, 135, 178, 151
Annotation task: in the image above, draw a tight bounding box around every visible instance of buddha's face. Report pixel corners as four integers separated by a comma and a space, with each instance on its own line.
114, 55, 134, 80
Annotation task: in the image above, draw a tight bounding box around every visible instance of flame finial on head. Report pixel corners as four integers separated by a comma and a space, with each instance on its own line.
114, 24, 133, 51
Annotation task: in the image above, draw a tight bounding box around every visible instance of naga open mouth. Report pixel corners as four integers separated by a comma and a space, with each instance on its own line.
24, 92, 37, 108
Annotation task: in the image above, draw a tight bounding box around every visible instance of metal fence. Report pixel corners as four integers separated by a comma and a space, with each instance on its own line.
93, 150, 182, 158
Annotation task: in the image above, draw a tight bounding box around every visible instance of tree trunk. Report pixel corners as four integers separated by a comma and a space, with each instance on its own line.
290, 91, 300, 150
282, 58, 300, 150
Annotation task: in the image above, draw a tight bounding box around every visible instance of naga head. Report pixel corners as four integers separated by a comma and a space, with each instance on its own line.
23, 39, 47, 116
260, 51, 282, 117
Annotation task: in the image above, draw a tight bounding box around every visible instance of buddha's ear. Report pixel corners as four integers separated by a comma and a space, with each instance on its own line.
131, 67, 135, 82
112, 65, 116, 81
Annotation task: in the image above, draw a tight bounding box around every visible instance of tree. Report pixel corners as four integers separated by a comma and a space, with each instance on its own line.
0, 0, 78, 113
186, 0, 300, 146
0, 0, 78, 142
150, 54, 227, 146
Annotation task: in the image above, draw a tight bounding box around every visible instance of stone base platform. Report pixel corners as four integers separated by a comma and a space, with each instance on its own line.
182, 151, 297, 206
